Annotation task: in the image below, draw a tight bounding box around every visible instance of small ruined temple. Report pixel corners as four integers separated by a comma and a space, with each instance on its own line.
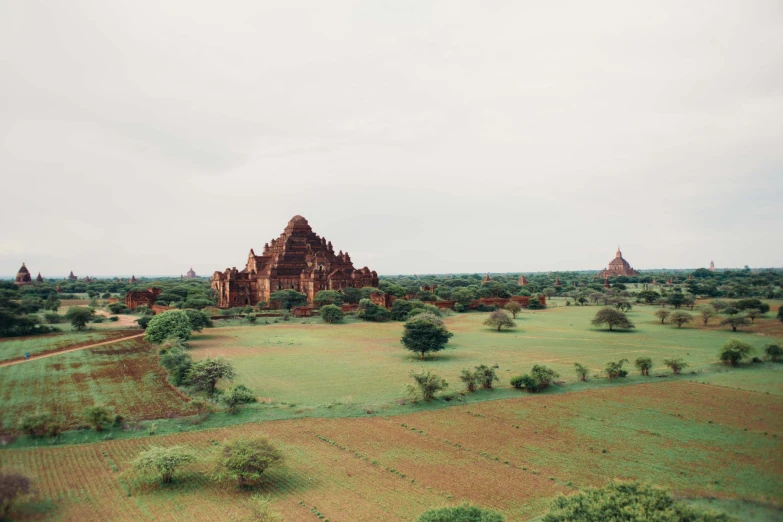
596, 247, 640, 278
709, 261, 715, 271
125, 288, 161, 309
518, 275, 529, 286
67, 271, 78, 281
186, 267, 198, 280
36, 272, 44, 283
14, 263, 33, 286
211, 215, 379, 308
128, 275, 138, 284
554, 276, 562, 287
482, 273, 492, 284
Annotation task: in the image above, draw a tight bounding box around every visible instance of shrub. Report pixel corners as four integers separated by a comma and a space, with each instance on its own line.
222, 385, 257, 414
542, 481, 734, 522
159, 341, 193, 386
82, 406, 111, 431
634, 357, 653, 376
18, 414, 53, 438
475, 364, 500, 389
654, 309, 670, 324
246, 314, 258, 324
604, 359, 629, 381
107, 302, 129, 314
527, 297, 546, 310
573, 363, 589, 381
320, 304, 344, 324
44, 312, 63, 324
454, 303, 468, 313
483, 310, 515, 331
136, 315, 153, 329
91, 315, 106, 323
215, 436, 283, 487
511, 365, 558, 392
663, 357, 688, 374
475, 303, 497, 312
407, 370, 448, 401
735, 298, 769, 313
510, 374, 537, 391
504, 301, 522, 318
460, 368, 480, 392
108, 316, 119, 322
719, 340, 754, 366
132, 446, 196, 484
357, 301, 391, 322
144, 310, 193, 344
418, 503, 504, 522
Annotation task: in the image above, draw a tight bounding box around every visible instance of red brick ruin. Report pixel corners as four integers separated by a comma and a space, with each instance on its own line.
211, 215, 379, 308
125, 288, 162, 309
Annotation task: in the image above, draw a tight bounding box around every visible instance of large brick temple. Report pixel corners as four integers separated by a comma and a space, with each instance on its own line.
596, 247, 640, 278
211, 215, 379, 308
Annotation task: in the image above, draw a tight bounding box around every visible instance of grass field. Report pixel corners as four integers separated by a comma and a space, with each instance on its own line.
1, 380, 779, 521
0, 337, 196, 430
187, 304, 783, 409
0, 330, 138, 363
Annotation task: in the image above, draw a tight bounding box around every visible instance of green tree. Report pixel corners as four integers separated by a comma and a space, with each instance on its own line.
132, 446, 196, 484
778, 305, 783, 324
407, 370, 448, 401
187, 357, 235, 394
107, 302, 128, 314
719, 316, 751, 332
511, 365, 559, 392
184, 309, 213, 332
144, 310, 193, 344
663, 357, 688, 374
483, 310, 515, 331
591, 308, 635, 331
357, 300, 391, 322
615, 300, 632, 312
504, 301, 522, 318
636, 290, 659, 305
654, 309, 670, 324
82, 406, 110, 431
744, 308, 763, 324
401, 314, 453, 359
604, 359, 629, 381
340, 287, 362, 304
634, 357, 652, 376
215, 436, 283, 487
222, 385, 257, 414
319, 304, 344, 324
268, 290, 307, 310
763, 343, 782, 362
65, 306, 94, 331
573, 363, 589, 381
698, 305, 715, 326
44, 293, 60, 312
313, 290, 343, 306
418, 503, 504, 522
719, 340, 754, 366
735, 298, 770, 313
669, 310, 693, 328
542, 481, 734, 522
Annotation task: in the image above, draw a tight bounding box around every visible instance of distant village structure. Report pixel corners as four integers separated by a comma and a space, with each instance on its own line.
596, 247, 640, 278
211, 215, 379, 308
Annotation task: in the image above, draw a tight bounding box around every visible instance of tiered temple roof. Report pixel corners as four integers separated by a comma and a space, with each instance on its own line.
14, 263, 32, 285
596, 247, 640, 278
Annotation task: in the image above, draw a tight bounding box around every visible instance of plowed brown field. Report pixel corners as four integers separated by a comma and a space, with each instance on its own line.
2, 380, 780, 521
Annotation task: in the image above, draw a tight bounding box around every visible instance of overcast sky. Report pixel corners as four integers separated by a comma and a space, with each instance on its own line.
1, 1, 781, 277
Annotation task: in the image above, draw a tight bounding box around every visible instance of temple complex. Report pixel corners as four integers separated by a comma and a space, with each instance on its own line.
596, 247, 640, 278
14, 263, 32, 285
186, 267, 198, 280
67, 271, 77, 280
125, 288, 161, 309
211, 215, 378, 308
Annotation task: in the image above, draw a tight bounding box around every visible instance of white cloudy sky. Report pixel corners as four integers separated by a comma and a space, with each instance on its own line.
1, 1, 781, 277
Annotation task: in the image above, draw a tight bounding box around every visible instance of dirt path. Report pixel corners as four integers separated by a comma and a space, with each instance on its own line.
0, 332, 146, 369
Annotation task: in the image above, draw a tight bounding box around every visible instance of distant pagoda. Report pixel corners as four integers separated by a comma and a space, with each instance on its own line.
14, 263, 33, 286
596, 247, 639, 278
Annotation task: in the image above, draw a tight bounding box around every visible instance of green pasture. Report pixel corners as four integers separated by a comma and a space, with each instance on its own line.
187, 303, 783, 408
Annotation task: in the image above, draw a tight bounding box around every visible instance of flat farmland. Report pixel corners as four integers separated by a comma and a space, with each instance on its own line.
0, 337, 196, 430
187, 304, 783, 408
0, 330, 138, 363
1, 381, 780, 521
